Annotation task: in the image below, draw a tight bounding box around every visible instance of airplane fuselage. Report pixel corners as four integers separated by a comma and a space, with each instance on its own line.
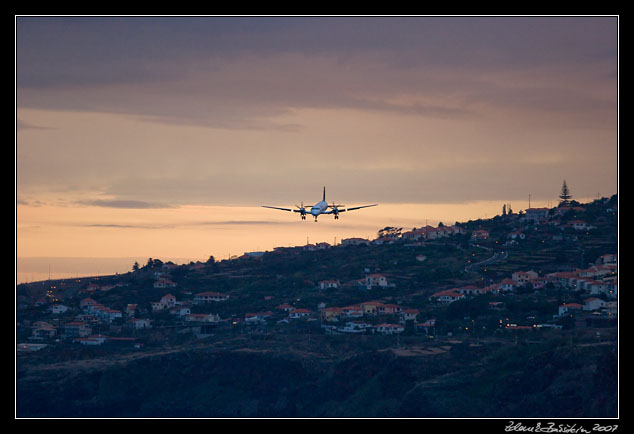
310, 200, 328, 216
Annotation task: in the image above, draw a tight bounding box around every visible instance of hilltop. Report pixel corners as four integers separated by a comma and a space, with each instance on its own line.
16, 195, 618, 418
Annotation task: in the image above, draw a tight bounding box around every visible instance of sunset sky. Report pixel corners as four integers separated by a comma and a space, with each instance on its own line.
16, 16, 618, 281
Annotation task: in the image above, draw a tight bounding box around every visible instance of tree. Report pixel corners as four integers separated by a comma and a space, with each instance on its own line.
559, 180, 572, 205
378, 226, 402, 239
132, 261, 140, 272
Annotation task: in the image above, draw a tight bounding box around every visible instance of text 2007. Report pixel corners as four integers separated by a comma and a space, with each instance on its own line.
593, 426, 618, 432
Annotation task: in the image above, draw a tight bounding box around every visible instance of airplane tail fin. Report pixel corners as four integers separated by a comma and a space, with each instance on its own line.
323, 186, 326, 202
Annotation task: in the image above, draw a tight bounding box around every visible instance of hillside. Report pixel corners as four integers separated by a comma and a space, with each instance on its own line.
16, 195, 618, 418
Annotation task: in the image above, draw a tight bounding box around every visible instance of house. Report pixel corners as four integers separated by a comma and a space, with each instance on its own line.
512, 270, 538, 285
73, 335, 108, 346
523, 207, 550, 223
375, 323, 405, 335
498, 278, 518, 292
80, 298, 99, 310
415, 319, 437, 335
85, 283, 101, 293
583, 298, 607, 311
341, 237, 370, 246
558, 303, 583, 317
429, 289, 465, 304
372, 237, 396, 245
186, 313, 220, 323
402, 229, 425, 241
359, 301, 383, 315
244, 312, 273, 323
318, 280, 340, 290
400, 309, 419, 323
153, 278, 177, 289
341, 305, 364, 317
74, 314, 98, 323
125, 304, 138, 317
277, 304, 295, 313
377, 303, 402, 315
30, 322, 57, 339
90, 305, 122, 322
320, 307, 343, 322
471, 230, 489, 240
151, 294, 177, 311
507, 230, 525, 240
49, 304, 69, 314
457, 285, 485, 296
586, 281, 610, 296
578, 265, 612, 279
17, 343, 48, 352
289, 308, 312, 319
127, 318, 152, 329
596, 254, 617, 265
568, 220, 596, 231
338, 321, 371, 333
364, 274, 390, 289
194, 292, 229, 303
62, 321, 92, 339
170, 306, 191, 316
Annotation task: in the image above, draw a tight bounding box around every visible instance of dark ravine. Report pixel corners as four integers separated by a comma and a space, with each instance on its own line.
17, 338, 617, 418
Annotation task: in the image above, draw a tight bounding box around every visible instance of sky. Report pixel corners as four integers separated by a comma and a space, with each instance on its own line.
16, 16, 619, 281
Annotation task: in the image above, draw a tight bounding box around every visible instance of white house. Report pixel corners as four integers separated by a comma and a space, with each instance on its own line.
507, 230, 525, 240
170, 306, 191, 316
151, 293, 177, 311
49, 304, 69, 314
429, 289, 464, 304
288, 308, 312, 319
341, 305, 364, 317
341, 237, 370, 246
318, 280, 340, 290
338, 321, 371, 333
558, 303, 583, 317
128, 318, 152, 329
568, 220, 595, 231
583, 298, 606, 311
512, 271, 538, 284
375, 323, 405, 335
497, 279, 518, 292
244, 312, 272, 323
186, 313, 220, 323
364, 274, 390, 289
153, 278, 177, 289
194, 292, 229, 303
523, 207, 550, 223
399, 309, 419, 323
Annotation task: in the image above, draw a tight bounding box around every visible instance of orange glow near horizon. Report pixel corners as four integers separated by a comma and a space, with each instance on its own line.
16, 197, 595, 261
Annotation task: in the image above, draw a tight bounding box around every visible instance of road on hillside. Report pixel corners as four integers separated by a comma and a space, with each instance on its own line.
465, 246, 509, 273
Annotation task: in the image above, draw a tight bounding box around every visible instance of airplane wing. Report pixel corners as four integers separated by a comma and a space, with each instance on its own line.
261, 206, 303, 213
337, 204, 379, 213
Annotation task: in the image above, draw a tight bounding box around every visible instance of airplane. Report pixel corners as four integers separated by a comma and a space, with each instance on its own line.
262, 187, 378, 222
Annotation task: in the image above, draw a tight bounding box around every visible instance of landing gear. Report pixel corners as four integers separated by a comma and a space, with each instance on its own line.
301, 214, 306, 220
334, 214, 339, 220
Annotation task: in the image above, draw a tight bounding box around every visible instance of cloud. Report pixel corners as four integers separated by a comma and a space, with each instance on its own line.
16, 17, 617, 131
17, 118, 55, 130
69, 219, 288, 230
76, 199, 175, 209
